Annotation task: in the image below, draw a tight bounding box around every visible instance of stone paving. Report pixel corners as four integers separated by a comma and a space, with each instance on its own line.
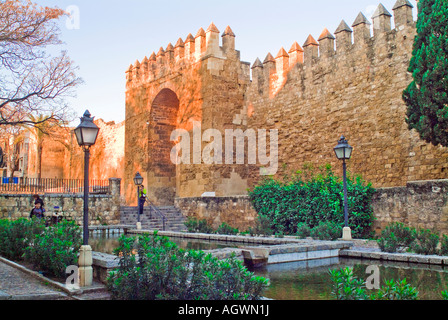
0, 260, 69, 300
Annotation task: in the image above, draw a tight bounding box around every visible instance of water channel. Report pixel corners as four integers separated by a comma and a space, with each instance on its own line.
90, 233, 448, 300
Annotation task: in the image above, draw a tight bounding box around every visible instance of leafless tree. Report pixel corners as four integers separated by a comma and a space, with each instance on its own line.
0, 0, 82, 127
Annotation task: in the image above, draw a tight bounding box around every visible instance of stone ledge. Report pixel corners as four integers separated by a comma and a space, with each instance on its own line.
340, 249, 448, 266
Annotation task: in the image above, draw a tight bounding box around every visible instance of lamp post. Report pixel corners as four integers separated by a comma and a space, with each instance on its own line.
74, 110, 100, 287
334, 135, 353, 241
133, 172, 144, 230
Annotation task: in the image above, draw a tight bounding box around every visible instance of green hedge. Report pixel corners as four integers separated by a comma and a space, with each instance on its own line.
0, 218, 82, 278
248, 164, 376, 238
25, 220, 82, 278
0, 218, 45, 261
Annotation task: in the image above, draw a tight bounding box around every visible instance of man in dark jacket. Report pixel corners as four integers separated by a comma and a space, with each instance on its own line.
30, 202, 45, 220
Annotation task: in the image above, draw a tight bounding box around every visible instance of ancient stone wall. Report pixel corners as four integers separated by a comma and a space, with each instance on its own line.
64, 119, 125, 182
243, 2, 448, 190
372, 179, 448, 236
124, 1, 448, 234
175, 196, 258, 231
0, 178, 122, 226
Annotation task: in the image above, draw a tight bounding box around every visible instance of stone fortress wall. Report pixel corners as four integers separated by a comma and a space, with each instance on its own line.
243, 0, 448, 189
124, 0, 448, 232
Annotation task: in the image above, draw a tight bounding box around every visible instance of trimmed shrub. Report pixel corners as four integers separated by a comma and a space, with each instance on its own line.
441, 235, 448, 256
409, 228, 439, 256
248, 164, 375, 238
185, 217, 214, 234
216, 222, 239, 235
296, 222, 311, 239
106, 232, 269, 300
377, 222, 415, 253
310, 221, 341, 241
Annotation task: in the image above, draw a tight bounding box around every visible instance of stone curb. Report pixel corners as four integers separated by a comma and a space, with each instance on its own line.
340, 249, 448, 266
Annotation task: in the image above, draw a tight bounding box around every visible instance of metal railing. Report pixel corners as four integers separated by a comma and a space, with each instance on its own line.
0, 177, 110, 194
145, 198, 167, 231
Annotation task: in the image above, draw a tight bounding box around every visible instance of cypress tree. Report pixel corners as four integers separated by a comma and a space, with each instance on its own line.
403, 0, 448, 147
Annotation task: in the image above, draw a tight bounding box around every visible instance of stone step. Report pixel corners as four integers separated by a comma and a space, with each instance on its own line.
120, 205, 187, 232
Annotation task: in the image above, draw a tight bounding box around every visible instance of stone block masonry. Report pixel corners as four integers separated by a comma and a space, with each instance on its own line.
125, 1, 448, 234
372, 179, 448, 235
0, 178, 122, 226
244, 1, 448, 190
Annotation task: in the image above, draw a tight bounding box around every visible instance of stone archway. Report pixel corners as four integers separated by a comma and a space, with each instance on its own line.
146, 88, 179, 206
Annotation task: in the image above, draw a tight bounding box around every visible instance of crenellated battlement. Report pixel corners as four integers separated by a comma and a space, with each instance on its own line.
250, 1, 416, 97
126, 22, 244, 87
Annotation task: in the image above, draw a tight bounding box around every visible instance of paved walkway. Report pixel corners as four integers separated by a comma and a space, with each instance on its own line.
0, 260, 70, 300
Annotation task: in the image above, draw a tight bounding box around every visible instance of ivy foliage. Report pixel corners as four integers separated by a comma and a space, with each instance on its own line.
248, 164, 376, 238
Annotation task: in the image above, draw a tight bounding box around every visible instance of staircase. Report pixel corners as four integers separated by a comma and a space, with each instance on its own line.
120, 205, 187, 232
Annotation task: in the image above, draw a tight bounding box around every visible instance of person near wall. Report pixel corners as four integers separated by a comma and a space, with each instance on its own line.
138, 185, 147, 217
33, 194, 44, 208
29, 202, 45, 220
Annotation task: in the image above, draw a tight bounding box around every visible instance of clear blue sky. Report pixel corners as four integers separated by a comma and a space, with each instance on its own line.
34, 0, 418, 125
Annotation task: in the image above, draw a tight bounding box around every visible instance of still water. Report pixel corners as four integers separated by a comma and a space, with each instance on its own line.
89, 233, 243, 254
90, 234, 448, 300
255, 257, 448, 300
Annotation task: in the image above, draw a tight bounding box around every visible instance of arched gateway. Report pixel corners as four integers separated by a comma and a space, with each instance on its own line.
147, 89, 179, 206
124, 23, 252, 208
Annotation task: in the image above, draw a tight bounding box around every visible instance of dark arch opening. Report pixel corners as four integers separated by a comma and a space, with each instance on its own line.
147, 88, 179, 205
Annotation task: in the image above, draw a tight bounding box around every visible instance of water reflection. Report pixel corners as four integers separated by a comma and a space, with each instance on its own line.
89, 233, 242, 254
255, 257, 448, 300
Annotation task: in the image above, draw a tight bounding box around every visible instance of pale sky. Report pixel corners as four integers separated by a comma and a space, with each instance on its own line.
34, 0, 419, 125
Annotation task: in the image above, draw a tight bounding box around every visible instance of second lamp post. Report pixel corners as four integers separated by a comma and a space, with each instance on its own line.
334, 135, 353, 241
134, 172, 144, 229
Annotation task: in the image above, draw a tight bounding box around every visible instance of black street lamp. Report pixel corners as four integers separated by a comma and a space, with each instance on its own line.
74, 110, 100, 246
334, 135, 353, 240
134, 172, 144, 226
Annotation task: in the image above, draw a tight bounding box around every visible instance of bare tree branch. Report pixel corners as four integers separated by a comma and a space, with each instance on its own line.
0, 0, 81, 127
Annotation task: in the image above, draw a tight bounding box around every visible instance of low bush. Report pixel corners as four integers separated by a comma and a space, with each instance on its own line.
377, 223, 415, 253
185, 217, 214, 234
296, 222, 311, 239
441, 235, 448, 256
409, 228, 439, 255
377, 223, 447, 256
310, 221, 341, 241
329, 267, 367, 300
216, 222, 239, 235
442, 290, 448, 300
246, 215, 273, 236
371, 279, 419, 300
106, 232, 269, 300
24, 220, 82, 278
